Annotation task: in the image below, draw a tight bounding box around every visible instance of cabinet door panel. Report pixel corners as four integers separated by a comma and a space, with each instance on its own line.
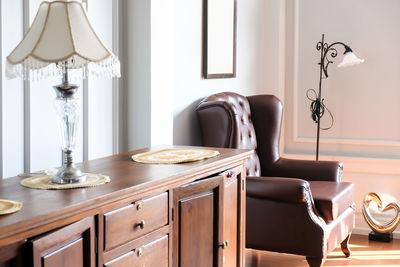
30, 217, 95, 267
42, 238, 84, 267
222, 175, 238, 266
180, 192, 214, 266
173, 176, 223, 267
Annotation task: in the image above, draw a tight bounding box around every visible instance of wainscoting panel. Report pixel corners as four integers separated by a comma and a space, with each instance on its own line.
284, 0, 400, 159
0, 0, 119, 178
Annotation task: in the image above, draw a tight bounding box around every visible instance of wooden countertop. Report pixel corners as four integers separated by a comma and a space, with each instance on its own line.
0, 146, 252, 246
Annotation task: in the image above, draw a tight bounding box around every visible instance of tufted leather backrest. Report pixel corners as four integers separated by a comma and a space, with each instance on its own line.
196, 92, 261, 176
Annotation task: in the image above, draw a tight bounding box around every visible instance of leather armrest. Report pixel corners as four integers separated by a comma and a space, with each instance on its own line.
263, 158, 343, 182
247, 176, 311, 203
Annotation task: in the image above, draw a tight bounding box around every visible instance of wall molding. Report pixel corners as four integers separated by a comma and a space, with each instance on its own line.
23, 0, 31, 173
112, 0, 120, 154
291, 0, 299, 144
288, 0, 400, 153
0, 1, 3, 177
82, 0, 89, 162
353, 226, 400, 239
295, 136, 400, 147
283, 153, 400, 176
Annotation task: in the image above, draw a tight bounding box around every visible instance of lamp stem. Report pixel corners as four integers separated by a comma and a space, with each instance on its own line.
315, 34, 325, 161
52, 67, 86, 184
62, 65, 69, 84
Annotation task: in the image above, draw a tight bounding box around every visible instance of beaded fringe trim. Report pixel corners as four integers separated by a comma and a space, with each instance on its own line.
6, 54, 120, 81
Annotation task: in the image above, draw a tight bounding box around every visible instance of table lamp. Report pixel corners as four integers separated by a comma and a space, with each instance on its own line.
6, 1, 120, 184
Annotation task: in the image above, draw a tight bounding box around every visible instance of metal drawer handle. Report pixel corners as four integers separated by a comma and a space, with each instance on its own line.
137, 247, 143, 257
136, 201, 143, 211
219, 240, 229, 249
226, 171, 235, 178
137, 220, 146, 229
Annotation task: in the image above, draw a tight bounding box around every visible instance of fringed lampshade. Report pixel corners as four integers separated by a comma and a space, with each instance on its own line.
6, 1, 120, 80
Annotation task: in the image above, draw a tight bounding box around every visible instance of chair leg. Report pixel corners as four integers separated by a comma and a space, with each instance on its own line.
305, 257, 324, 267
341, 233, 352, 257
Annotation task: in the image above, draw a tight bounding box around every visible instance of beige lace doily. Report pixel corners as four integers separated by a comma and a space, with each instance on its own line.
21, 173, 110, 190
0, 199, 22, 215
132, 148, 220, 164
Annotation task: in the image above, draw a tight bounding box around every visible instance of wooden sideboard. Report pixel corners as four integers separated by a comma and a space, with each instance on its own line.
0, 146, 252, 267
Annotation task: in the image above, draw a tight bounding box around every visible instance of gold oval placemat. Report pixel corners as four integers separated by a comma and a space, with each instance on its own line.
21, 173, 110, 190
132, 149, 220, 164
0, 199, 22, 215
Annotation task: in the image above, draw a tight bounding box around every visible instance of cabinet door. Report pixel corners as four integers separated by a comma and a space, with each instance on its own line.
221, 170, 239, 267
172, 176, 224, 267
29, 217, 95, 267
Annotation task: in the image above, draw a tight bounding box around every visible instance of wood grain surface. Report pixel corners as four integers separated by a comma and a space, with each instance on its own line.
0, 146, 252, 247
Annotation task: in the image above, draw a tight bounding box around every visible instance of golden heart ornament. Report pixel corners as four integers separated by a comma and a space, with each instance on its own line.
362, 192, 400, 233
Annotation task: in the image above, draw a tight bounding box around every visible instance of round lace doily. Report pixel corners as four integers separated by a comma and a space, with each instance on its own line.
132, 149, 220, 164
0, 199, 22, 215
21, 173, 110, 190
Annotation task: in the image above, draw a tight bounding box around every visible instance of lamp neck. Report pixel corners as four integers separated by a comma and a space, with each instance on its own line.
62, 66, 69, 85
318, 35, 351, 79
54, 67, 78, 99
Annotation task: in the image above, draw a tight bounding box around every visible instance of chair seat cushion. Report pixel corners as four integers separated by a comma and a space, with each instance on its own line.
309, 181, 354, 221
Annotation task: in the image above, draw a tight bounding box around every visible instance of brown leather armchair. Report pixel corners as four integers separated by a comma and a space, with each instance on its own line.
196, 92, 354, 267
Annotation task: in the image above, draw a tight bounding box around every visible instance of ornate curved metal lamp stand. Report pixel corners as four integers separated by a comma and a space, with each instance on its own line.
307, 34, 363, 160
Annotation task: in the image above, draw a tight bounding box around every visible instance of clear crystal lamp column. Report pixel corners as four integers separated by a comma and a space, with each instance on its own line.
52, 67, 85, 184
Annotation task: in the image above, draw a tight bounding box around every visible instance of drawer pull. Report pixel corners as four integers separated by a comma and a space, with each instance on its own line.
136, 220, 146, 229
226, 171, 235, 178
219, 240, 229, 249
137, 247, 143, 257
136, 201, 143, 211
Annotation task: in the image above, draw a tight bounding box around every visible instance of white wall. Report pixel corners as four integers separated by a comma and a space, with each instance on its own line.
1, 0, 24, 178
120, 0, 151, 151
122, 0, 282, 149
283, 0, 400, 237
121, 0, 174, 151
172, 0, 284, 145
0, 0, 119, 178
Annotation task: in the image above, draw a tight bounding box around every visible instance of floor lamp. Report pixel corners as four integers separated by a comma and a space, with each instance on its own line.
307, 34, 364, 160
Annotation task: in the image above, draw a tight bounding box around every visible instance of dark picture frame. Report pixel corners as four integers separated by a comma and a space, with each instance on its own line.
203, 0, 237, 79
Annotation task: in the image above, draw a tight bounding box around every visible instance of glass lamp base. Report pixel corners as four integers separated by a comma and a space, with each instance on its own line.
53, 78, 85, 185
52, 167, 86, 184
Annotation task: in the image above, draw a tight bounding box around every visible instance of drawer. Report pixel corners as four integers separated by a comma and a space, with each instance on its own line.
104, 235, 168, 267
104, 192, 168, 251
